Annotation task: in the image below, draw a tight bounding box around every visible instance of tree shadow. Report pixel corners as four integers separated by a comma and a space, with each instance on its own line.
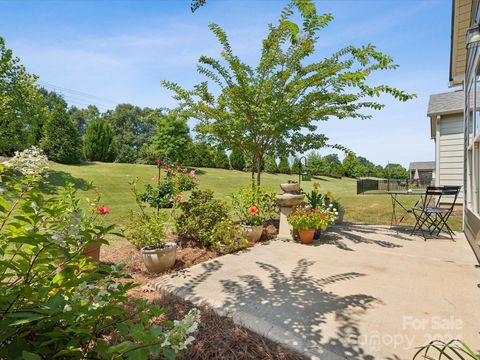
313, 223, 417, 251
219, 259, 381, 359
41, 170, 91, 195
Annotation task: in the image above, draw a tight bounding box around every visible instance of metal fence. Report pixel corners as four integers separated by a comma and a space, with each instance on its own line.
356, 179, 432, 195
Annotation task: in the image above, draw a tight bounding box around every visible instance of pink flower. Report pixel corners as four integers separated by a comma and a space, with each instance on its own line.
155, 158, 161, 166
190, 170, 196, 177
175, 194, 184, 202
97, 206, 110, 215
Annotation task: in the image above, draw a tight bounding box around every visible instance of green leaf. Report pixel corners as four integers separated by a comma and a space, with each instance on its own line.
22, 351, 41, 360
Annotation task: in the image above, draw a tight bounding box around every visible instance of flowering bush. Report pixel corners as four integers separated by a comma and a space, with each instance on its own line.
287, 205, 334, 230
230, 186, 277, 226
141, 163, 197, 209
2, 146, 49, 176
0, 165, 199, 359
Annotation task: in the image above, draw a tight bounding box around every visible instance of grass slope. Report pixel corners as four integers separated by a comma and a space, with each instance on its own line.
49, 162, 461, 232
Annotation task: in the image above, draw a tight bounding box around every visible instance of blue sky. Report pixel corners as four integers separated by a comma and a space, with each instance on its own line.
0, 0, 453, 167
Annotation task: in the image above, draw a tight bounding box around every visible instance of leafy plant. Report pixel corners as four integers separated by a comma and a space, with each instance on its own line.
305, 182, 324, 210
175, 189, 235, 248
83, 118, 116, 162
413, 339, 480, 360
230, 186, 277, 226
0, 165, 200, 359
287, 206, 333, 230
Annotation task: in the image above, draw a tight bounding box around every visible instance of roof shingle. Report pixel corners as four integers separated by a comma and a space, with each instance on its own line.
427, 90, 464, 116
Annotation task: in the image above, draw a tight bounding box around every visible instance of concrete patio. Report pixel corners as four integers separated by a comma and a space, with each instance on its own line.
152, 224, 480, 359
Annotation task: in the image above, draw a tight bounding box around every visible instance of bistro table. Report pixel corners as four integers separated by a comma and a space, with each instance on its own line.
386, 190, 426, 226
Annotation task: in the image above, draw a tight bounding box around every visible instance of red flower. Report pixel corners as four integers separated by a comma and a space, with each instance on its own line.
248, 206, 259, 215
162, 165, 167, 170
155, 158, 161, 166
97, 206, 110, 215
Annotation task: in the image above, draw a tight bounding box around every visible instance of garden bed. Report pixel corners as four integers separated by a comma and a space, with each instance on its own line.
100, 223, 304, 360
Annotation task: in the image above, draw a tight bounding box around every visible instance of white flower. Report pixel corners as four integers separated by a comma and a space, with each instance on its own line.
333, 208, 337, 212
3, 146, 49, 177
63, 304, 72, 312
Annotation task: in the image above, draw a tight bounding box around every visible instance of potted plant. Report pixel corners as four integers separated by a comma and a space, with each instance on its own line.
287, 206, 333, 244
81, 205, 111, 262
127, 180, 178, 273
323, 191, 344, 224
231, 186, 277, 243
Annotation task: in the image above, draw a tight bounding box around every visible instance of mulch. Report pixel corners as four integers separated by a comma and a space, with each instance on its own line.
101, 220, 304, 359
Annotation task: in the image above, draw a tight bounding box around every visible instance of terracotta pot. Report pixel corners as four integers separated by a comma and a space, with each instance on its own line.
82, 242, 101, 262
242, 225, 264, 243
298, 229, 315, 244
335, 211, 345, 224
141, 243, 177, 274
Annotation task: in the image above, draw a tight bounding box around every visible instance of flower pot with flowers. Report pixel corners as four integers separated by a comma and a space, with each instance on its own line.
82, 205, 111, 262
323, 191, 344, 224
231, 186, 277, 243
287, 206, 332, 244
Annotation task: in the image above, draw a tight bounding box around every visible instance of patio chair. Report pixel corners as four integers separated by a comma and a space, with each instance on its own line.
411, 186, 460, 241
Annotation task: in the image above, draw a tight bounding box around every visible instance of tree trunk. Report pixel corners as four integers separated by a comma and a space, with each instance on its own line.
255, 153, 263, 186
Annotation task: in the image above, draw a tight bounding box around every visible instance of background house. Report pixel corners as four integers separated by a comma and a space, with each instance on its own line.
427, 90, 464, 204
408, 161, 435, 185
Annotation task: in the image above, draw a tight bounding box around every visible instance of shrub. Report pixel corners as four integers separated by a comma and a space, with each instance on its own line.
0, 165, 199, 359
140, 164, 197, 209
214, 148, 230, 169
83, 118, 116, 162
2, 146, 49, 176
175, 189, 236, 248
229, 147, 245, 171
230, 186, 278, 226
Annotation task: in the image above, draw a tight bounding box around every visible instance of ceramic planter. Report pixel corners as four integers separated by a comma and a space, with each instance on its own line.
241, 224, 263, 243
82, 242, 101, 262
335, 211, 345, 224
141, 243, 177, 273
298, 229, 315, 244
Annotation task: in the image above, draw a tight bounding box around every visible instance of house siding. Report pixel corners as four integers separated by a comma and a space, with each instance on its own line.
438, 113, 464, 203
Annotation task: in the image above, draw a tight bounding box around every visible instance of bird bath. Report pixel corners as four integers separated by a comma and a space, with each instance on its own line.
276, 183, 304, 240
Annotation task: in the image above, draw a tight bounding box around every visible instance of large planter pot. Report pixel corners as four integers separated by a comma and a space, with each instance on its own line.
141, 243, 177, 274
82, 242, 101, 262
298, 229, 315, 244
280, 183, 301, 193
241, 225, 264, 243
335, 211, 345, 224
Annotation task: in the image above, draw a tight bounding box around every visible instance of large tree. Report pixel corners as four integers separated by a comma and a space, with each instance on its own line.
104, 104, 156, 163
69, 105, 100, 137
0, 37, 46, 155
162, 0, 414, 185
151, 111, 191, 164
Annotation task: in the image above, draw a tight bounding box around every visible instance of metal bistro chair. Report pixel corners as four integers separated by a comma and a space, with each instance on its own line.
411, 186, 461, 241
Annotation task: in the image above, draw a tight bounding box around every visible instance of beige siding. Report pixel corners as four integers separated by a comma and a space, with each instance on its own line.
451, 0, 472, 85
438, 114, 464, 203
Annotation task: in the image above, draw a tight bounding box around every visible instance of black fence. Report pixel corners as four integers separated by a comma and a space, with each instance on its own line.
356, 179, 432, 195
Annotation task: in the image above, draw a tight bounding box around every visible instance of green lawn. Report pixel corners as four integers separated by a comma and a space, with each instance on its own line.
48, 162, 461, 236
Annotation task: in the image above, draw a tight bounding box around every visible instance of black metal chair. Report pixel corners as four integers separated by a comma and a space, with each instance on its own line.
411, 186, 461, 241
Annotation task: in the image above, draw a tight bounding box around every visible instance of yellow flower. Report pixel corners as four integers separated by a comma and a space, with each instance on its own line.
326, 191, 334, 199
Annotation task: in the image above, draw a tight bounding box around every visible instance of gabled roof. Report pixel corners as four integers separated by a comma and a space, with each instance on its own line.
409, 161, 436, 171
427, 90, 464, 117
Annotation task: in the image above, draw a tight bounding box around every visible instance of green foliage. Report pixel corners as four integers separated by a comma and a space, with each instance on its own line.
287, 205, 334, 230
229, 147, 245, 171
104, 104, 156, 163
126, 181, 170, 248
413, 339, 479, 360
342, 154, 358, 178
291, 157, 301, 175
69, 105, 100, 137
214, 147, 230, 169
278, 156, 291, 174
162, 0, 415, 185
184, 141, 216, 167
140, 165, 197, 209
230, 186, 277, 226
152, 111, 192, 164
263, 155, 278, 173
175, 189, 232, 247
0, 37, 47, 156
384, 163, 409, 179
40, 105, 82, 164
0, 166, 199, 359
83, 118, 116, 162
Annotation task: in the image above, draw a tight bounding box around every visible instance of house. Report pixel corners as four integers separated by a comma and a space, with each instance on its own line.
427, 90, 464, 204
408, 161, 435, 185
450, 0, 480, 259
